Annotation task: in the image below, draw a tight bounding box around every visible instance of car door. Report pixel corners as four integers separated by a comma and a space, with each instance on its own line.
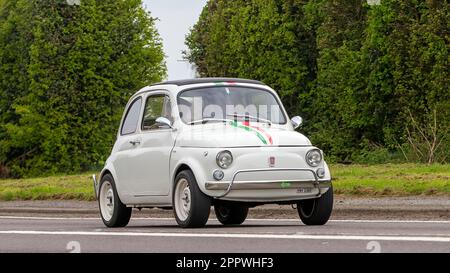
126, 92, 176, 197
112, 96, 145, 199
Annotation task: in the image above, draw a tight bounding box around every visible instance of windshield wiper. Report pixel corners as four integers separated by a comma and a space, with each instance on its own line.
187, 118, 232, 125
226, 114, 272, 126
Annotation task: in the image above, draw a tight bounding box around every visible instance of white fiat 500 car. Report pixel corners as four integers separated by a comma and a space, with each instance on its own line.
93, 78, 333, 228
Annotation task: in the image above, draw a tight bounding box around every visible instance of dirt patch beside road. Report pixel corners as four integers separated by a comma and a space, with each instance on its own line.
0, 195, 448, 220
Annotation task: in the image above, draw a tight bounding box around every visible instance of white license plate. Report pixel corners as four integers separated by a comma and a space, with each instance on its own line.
297, 187, 313, 193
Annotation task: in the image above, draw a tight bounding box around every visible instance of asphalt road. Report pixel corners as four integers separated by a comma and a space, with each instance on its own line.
0, 216, 449, 253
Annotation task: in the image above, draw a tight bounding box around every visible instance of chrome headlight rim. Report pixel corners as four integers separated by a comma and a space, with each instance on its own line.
306, 149, 323, 167
216, 150, 233, 169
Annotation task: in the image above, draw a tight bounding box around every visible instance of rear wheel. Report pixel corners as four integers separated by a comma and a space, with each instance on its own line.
173, 170, 211, 228
297, 186, 333, 226
98, 174, 132, 228
214, 204, 248, 225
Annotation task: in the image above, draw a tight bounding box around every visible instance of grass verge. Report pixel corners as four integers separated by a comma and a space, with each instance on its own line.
0, 164, 449, 201
0, 173, 95, 201
332, 164, 450, 196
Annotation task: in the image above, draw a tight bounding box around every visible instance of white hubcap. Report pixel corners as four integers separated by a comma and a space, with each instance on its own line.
100, 181, 115, 222
174, 178, 191, 221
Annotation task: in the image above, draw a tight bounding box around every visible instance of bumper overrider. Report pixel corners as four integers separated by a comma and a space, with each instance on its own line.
205, 168, 331, 199
92, 174, 99, 200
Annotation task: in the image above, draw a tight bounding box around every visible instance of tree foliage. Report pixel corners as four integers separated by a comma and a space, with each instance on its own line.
185, 0, 449, 163
0, 0, 166, 177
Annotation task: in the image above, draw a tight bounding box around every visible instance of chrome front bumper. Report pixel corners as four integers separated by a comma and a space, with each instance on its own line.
206, 180, 331, 190
208, 168, 330, 199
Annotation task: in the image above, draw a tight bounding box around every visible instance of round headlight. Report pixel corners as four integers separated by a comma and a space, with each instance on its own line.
306, 149, 322, 167
216, 150, 233, 169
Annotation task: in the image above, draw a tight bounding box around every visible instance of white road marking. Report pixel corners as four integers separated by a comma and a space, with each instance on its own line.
0, 216, 101, 220
0, 230, 450, 242
249, 219, 450, 224
0, 216, 449, 224
330, 219, 450, 224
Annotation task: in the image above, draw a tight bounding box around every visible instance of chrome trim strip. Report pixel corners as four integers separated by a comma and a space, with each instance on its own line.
179, 145, 313, 149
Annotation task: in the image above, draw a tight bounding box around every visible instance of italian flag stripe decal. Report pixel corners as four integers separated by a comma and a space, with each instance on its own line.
250, 125, 274, 145
230, 121, 273, 145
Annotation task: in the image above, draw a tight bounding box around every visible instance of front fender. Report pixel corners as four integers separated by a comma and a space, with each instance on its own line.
170, 150, 211, 197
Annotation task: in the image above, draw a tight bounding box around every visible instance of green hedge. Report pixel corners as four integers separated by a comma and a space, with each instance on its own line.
185, 0, 449, 164
0, 0, 166, 177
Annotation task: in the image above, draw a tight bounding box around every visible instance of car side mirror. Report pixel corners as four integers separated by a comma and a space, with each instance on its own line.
291, 116, 303, 129
156, 117, 173, 129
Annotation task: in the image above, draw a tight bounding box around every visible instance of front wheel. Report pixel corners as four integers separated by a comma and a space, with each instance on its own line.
297, 186, 333, 226
214, 204, 248, 225
173, 170, 211, 228
98, 174, 132, 228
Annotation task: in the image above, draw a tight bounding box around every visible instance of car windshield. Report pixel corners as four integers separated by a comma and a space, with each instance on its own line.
177, 86, 287, 125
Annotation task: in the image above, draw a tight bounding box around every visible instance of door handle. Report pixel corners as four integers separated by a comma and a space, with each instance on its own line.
130, 140, 141, 146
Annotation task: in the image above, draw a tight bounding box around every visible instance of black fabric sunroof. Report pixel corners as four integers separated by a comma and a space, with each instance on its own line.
150, 78, 264, 86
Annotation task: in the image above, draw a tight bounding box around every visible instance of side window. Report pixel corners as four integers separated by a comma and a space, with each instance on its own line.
121, 97, 142, 135
142, 94, 173, 131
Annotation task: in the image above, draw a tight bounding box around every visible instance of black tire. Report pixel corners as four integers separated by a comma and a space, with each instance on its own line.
214, 204, 249, 225
297, 186, 333, 226
98, 174, 132, 228
173, 170, 211, 228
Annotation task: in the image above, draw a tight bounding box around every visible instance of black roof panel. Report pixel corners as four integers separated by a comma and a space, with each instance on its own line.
150, 78, 265, 87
